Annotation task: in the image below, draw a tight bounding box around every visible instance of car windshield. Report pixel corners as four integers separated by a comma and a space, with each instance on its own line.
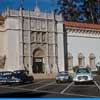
76, 68, 90, 74
58, 72, 68, 76
13, 70, 27, 78
14, 70, 25, 73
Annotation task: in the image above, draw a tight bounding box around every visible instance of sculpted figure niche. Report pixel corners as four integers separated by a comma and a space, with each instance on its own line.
37, 32, 41, 42
31, 32, 36, 42
42, 33, 46, 42
0, 55, 6, 68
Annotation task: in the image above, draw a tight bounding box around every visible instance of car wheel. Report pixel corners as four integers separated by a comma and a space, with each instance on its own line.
89, 81, 94, 85
56, 80, 60, 84
26, 81, 33, 84
69, 76, 73, 82
68, 78, 72, 82
74, 82, 79, 85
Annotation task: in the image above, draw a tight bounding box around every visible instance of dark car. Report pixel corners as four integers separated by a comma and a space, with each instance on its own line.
0, 71, 13, 84
12, 70, 34, 84
56, 71, 72, 83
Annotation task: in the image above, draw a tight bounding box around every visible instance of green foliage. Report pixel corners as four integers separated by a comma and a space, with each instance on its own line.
56, 0, 100, 24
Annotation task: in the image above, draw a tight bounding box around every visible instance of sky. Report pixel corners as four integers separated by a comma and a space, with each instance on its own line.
0, 0, 57, 13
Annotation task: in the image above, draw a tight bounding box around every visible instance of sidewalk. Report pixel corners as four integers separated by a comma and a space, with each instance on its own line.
33, 70, 74, 80
33, 73, 56, 80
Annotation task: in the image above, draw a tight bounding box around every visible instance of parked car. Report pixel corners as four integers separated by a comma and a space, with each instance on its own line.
56, 71, 72, 83
6, 76, 22, 84
0, 71, 13, 84
0, 70, 34, 85
73, 67, 93, 84
12, 70, 34, 84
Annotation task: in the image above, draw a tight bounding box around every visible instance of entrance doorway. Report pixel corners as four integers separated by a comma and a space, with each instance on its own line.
33, 48, 45, 73
33, 57, 43, 73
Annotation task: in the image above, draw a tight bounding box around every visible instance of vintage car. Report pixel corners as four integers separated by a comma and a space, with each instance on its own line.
12, 70, 34, 84
0, 70, 34, 85
56, 71, 72, 83
73, 67, 93, 84
0, 71, 13, 84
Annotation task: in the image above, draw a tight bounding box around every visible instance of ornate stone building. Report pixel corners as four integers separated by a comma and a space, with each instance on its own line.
0, 7, 65, 74
0, 7, 100, 74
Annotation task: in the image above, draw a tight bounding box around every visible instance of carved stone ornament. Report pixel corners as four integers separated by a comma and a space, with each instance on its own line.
0, 55, 6, 68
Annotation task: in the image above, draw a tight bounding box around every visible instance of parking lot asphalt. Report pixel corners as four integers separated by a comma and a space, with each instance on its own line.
0, 76, 100, 98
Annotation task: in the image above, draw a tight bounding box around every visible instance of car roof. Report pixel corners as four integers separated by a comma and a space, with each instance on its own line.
58, 71, 68, 73
58, 71, 69, 74
14, 70, 25, 71
77, 67, 87, 68
0, 71, 12, 73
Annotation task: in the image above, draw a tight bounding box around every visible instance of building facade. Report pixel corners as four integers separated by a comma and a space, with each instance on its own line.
0, 7, 100, 74
0, 7, 65, 74
65, 21, 100, 70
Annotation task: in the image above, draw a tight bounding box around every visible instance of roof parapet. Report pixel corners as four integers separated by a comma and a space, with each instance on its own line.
64, 21, 100, 30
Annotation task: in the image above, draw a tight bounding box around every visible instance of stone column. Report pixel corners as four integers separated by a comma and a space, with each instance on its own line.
28, 10, 33, 75
19, 7, 24, 69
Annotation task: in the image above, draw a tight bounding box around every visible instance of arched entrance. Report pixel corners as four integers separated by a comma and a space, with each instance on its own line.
33, 48, 45, 73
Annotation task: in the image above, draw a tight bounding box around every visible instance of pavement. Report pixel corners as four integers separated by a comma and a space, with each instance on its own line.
0, 75, 100, 97
33, 73, 56, 80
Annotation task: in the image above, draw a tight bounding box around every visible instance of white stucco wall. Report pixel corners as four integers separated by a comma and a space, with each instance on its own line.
0, 26, 5, 56
0, 31, 4, 55
68, 30, 100, 67
4, 17, 20, 71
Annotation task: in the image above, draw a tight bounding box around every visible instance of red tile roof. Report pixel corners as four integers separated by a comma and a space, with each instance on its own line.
64, 21, 100, 30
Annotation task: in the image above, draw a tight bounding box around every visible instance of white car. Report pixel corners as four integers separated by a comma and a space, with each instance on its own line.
56, 71, 72, 83
73, 67, 93, 84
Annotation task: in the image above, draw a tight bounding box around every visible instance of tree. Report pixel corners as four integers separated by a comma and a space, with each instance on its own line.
57, 0, 100, 24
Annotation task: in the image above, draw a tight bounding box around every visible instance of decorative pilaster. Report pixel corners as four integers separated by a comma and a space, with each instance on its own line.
28, 10, 33, 75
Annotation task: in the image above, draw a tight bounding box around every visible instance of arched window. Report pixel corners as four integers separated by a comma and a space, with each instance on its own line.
89, 53, 95, 67
78, 53, 85, 67
68, 52, 73, 69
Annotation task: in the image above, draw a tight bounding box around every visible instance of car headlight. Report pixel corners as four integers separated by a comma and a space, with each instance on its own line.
73, 77, 77, 81
15, 80, 19, 82
73, 75, 77, 80
88, 75, 93, 80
